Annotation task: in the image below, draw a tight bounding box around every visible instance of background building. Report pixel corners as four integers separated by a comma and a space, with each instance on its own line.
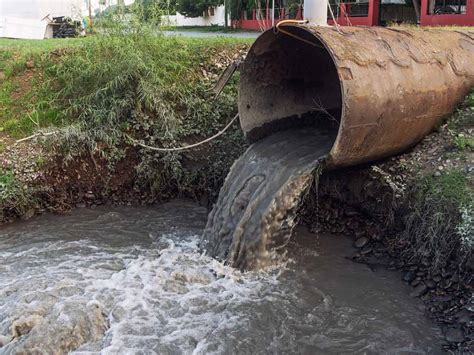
231, 0, 472, 29
0, 0, 135, 39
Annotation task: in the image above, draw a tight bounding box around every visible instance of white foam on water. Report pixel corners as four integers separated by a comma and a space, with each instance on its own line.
0, 205, 443, 354
87, 235, 281, 354
0, 221, 281, 354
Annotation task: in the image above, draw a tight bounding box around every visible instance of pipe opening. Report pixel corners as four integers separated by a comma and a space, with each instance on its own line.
239, 26, 343, 143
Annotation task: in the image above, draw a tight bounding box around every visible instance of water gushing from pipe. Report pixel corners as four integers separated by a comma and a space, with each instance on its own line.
201, 127, 336, 269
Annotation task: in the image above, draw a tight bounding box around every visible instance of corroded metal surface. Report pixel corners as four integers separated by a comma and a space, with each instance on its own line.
239, 26, 474, 168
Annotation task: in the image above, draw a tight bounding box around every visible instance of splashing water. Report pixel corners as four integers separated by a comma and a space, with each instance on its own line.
200, 128, 336, 270
0, 202, 442, 354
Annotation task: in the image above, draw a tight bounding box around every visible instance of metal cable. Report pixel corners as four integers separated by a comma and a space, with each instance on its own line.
275, 19, 324, 48
126, 113, 240, 152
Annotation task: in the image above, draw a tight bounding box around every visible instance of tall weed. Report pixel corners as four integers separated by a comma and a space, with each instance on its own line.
402, 170, 473, 270
43, 8, 247, 195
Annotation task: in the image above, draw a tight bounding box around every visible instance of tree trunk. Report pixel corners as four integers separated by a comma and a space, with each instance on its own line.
224, 0, 228, 27
412, 0, 421, 23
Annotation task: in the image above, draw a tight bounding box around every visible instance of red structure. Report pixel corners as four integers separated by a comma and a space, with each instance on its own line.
234, 0, 473, 29
232, 7, 303, 30
421, 0, 472, 26
327, 1, 379, 26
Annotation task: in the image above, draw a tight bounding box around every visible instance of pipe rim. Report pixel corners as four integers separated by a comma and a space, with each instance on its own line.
240, 25, 345, 166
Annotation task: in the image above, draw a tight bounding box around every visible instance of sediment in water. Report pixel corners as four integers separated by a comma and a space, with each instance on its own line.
0, 205, 443, 353
200, 127, 337, 270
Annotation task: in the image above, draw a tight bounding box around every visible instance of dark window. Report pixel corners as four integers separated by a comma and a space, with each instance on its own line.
242, 10, 253, 20
328, 0, 341, 18
346, 1, 370, 16
427, 0, 466, 14
328, 0, 370, 19
256, 8, 268, 20
274, 7, 283, 20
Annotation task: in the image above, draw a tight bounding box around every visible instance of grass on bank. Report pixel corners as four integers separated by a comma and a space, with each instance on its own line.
0, 34, 251, 139
0, 27, 250, 204
0, 169, 33, 221
449, 92, 474, 152
454, 134, 474, 151
0, 37, 86, 75
162, 25, 259, 33
0, 37, 85, 52
403, 170, 472, 268
401, 92, 473, 271
0, 37, 88, 137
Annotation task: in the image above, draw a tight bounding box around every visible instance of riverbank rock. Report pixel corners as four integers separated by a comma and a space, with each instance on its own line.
0, 335, 12, 347
444, 327, 465, 343
403, 270, 416, 282
456, 309, 473, 325
410, 284, 428, 298
300, 94, 473, 352
3, 302, 108, 354
354, 237, 369, 248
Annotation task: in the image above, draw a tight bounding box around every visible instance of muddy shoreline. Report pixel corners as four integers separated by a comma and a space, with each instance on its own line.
1, 158, 472, 352
301, 181, 473, 352
300, 117, 473, 352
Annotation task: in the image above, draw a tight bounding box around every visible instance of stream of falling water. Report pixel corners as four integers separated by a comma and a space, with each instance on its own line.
201, 128, 336, 270
0, 202, 442, 354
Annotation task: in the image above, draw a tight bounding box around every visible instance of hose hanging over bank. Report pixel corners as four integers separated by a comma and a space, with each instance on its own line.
126, 113, 240, 152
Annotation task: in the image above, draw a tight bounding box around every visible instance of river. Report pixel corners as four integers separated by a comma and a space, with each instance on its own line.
0, 201, 442, 354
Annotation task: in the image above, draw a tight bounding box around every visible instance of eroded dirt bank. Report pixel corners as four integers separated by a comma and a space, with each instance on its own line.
0, 36, 249, 224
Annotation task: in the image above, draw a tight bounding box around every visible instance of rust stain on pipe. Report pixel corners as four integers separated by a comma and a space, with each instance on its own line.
238, 26, 474, 168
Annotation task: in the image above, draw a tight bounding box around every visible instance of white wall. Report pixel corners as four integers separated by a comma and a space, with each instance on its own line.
163, 5, 225, 27
0, 0, 86, 39
0, 0, 136, 39
0, 0, 85, 20
0, 0, 137, 21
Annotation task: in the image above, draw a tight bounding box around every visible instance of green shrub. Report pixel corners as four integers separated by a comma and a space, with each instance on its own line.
1, 7, 249, 204
463, 91, 474, 108
41, 14, 248, 197
402, 170, 473, 270
454, 134, 474, 151
0, 169, 33, 222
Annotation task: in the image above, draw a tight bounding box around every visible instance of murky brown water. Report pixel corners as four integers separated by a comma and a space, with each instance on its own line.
201, 128, 336, 270
0, 202, 442, 354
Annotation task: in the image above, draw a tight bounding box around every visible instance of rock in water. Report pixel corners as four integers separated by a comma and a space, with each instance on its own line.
354, 237, 369, 248
200, 128, 337, 270
410, 284, 428, 297
403, 270, 416, 283
455, 309, 473, 324
444, 327, 465, 343
1, 302, 108, 353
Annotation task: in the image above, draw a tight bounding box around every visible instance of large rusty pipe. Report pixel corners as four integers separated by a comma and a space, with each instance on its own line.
238, 26, 474, 168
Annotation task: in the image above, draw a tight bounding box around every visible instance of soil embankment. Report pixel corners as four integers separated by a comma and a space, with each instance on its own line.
0, 35, 249, 223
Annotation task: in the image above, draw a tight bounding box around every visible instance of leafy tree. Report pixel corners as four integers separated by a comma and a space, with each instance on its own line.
177, 0, 224, 17
132, 0, 177, 19
228, 0, 246, 20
